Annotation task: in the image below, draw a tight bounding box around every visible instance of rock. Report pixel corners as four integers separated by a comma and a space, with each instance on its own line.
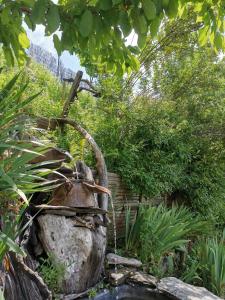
106, 253, 142, 268
37, 214, 106, 294
127, 271, 157, 288
158, 277, 223, 300
108, 268, 132, 286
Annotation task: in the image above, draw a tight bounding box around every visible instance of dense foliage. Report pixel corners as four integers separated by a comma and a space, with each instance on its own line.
1, 26, 224, 220
92, 24, 225, 220
0, 0, 225, 74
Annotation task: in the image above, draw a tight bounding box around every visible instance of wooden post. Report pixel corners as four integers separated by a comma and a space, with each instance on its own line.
61, 71, 83, 119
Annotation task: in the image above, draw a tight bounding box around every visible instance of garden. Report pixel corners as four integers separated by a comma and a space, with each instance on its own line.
0, 1, 225, 299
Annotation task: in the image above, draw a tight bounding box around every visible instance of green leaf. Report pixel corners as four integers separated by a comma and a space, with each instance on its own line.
79, 10, 93, 38
61, 30, 72, 50
46, 4, 60, 34
94, 15, 104, 36
98, 0, 112, 10
132, 9, 147, 35
165, 0, 178, 19
24, 15, 35, 31
142, 0, 156, 21
18, 32, 30, 48
137, 33, 146, 48
102, 9, 119, 26
214, 32, 223, 51
119, 11, 132, 37
138, 14, 148, 34
150, 16, 161, 38
30, 0, 47, 24
0, 232, 26, 257
53, 34, 62, 55
0, 165, 28, 204
198, 26, 209, 46
153, 0, 163, 15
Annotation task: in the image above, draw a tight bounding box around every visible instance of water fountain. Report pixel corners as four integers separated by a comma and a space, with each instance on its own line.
1, 121, 222, 300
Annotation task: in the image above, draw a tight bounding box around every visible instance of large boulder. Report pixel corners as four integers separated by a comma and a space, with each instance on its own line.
158, 277, 223, 300
37, 214, 106, 294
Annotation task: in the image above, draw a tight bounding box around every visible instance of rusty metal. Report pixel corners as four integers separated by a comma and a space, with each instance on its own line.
48, 160, 110, 208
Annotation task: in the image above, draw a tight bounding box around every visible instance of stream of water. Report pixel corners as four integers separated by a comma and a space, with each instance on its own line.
108, 194, 119, 299
109, 194, 118, 273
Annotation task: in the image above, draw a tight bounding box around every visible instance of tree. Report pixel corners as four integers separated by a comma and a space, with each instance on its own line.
88, 18, 225, 221
0, 0, 224, 75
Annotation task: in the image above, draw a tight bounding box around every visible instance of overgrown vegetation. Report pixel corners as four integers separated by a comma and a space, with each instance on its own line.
93, 20, 225, 221
38, 253, 66, 293
0, 4, 225, 298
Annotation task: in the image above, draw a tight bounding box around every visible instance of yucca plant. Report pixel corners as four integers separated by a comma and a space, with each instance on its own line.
125, 206, 142, 253
198, 231, 225, 297
125, 204, 211, 276
0, 73, 55, 262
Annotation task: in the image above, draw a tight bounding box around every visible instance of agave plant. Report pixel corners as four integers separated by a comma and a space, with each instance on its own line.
0, 73, 55, 261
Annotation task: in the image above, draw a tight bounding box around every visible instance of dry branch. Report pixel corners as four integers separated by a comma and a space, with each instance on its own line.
61, 71, 83, 119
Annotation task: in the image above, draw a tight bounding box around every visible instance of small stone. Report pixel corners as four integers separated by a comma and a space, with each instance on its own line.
109, 268, 132, 286
128, 271, 157, 288
158, 277, 223, 300
106, 253, 142, 268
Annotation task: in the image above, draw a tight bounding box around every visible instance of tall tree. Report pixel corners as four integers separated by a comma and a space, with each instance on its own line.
0, 0, 224, 75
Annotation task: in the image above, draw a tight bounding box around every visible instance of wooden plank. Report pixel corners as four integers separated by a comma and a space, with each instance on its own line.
35, 205, 107, 215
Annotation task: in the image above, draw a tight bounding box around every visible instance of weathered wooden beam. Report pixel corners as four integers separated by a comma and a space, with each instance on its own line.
35, 205, 107, 215
61, 71, 83, 119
